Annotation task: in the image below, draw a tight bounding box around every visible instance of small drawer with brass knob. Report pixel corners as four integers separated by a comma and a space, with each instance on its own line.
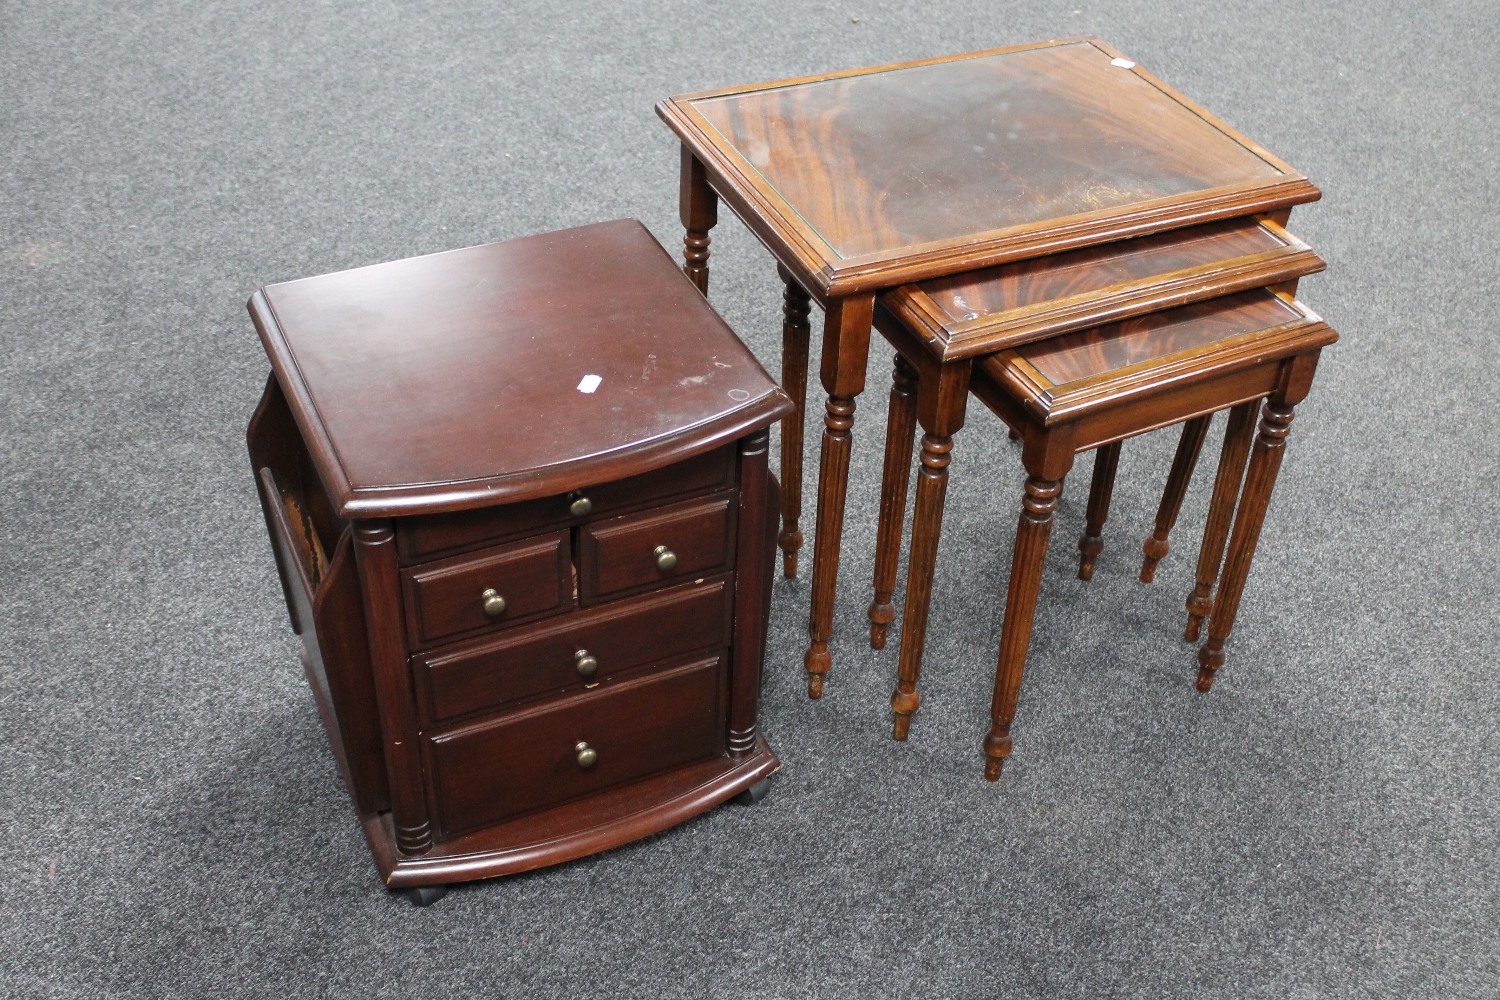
576, 490, 737, 605
400, 530, 573, 649
574, 741, 598, 768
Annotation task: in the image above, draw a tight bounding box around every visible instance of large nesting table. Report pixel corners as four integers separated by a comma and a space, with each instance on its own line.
657, 36, 1319, 698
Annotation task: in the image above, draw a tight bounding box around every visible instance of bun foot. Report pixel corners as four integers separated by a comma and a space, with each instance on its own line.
1196, 642, 1224, 692
779, 528, 802, 578
1140, 536, 1169, 584
734, 778, 771, 806
982, 729, 1012, 781
1077, 532, 1103, 581
868, 600, 896, 650
403, 884, 449, 908
892, 713, 911, 741
891, 687, 919, 741
804, 646, 829, 699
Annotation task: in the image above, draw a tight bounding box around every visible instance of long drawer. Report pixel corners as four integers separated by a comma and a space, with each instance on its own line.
424, 655, 726, 837
412, 574, 734, 725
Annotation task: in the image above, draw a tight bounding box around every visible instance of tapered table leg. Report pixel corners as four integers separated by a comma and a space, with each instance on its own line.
1196, 399, 1295, 691
869, 354, 919, 649
890, 431, 953, 738
1184, 402, 1257, 641
1140, 414, 1212, 583
803, 294, 874, 699
888, 359, 969, 738
777, 267, 811, 578
1076, 442, 1121, 581
984, 472, 1066, 780
679, 146, 717, 294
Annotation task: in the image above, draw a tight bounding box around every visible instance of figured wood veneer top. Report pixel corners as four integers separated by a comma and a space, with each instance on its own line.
660, 37, 1319, 294
978, 288, 1338, 424
249, 220, 792, 518
876, 217, 1325, 360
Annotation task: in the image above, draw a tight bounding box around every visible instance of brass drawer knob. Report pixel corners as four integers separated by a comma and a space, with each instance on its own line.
575, 741, 598, 769
653, 545, 678, 572
574, 649, 598, 677
569, 494, 592, 517
481, 588, 507, 618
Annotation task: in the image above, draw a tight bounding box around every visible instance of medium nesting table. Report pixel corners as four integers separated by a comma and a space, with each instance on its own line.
657, 36, 1320, 699
246, 220, 793, 901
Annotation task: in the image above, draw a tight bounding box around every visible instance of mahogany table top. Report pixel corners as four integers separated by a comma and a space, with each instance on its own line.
881, 217, 1324, 360
978, 288, 1337, 424
658, 37, 1319, 296
249, 220, 791, 519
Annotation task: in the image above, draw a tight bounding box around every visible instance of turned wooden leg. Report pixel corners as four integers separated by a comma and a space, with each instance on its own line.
984, 473, 1066, 780
679, 146, 717, 294
1184, 401, 1257, 642
1196, 399, 1295, 692
890, 432, 953, 738
1007, 427, 1021, 441
1140, 415, 1213, 583
777, 267, 811, 578
887, 359, 969, 738
1076, 442, 1121, 581
803, 295, 874, 699
868, 354, 919, 649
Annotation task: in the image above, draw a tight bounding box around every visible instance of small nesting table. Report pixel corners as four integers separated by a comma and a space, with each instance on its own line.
657, 36, 1320, 699
246, 220, 793, 899
872, 286, 1338, 777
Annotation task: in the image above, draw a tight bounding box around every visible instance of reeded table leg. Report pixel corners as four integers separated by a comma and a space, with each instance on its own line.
1140, 415, 1212, 583
803, 294, 874, 699
1184, 401, 1257, 642
777, 267, 811, 578
869, 354, 919, 649
984, 472, 1067, 780
1076, 442, 1121, 581
1196, 399, 1295, 692
889, 360, 970, 738
678, 146, 717, 294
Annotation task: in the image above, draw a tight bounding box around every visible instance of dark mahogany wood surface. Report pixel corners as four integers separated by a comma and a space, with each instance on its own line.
424, 655, 726, 839
250, 219, 792, 518
1013, 288, 1304, 387
413, 575, 734, 727
578, 490, 738, 604
885, 218, 1324, 359
926, 220, 1284, 321
400, 531, 573, 650
659, 37, 1318, 295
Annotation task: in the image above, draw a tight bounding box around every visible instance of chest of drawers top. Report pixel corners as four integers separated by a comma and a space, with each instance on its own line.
248, 218, 791, 519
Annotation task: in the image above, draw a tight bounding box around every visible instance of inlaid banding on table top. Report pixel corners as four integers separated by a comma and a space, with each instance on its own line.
678, 38, 1299, 265
881, 218, 1325, 359
1014, 288, 1306, 387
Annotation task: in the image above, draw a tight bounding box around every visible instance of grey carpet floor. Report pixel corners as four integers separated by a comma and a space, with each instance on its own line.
3, 1, 1497, 997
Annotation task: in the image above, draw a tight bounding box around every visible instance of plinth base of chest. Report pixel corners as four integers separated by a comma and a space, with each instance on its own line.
300, 649, 778, 888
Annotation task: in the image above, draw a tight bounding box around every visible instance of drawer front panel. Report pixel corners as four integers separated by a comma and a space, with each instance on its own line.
426, 656, 726, 837
578, 491, 737, 604
394, 445, 735, 564
398, 494, 568, 564
572, 445, 735, 520
414, 574, 734, 725
402, 531, 571, 649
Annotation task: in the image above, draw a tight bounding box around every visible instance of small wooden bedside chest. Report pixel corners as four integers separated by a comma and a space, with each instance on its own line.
245, 220, 793, 900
